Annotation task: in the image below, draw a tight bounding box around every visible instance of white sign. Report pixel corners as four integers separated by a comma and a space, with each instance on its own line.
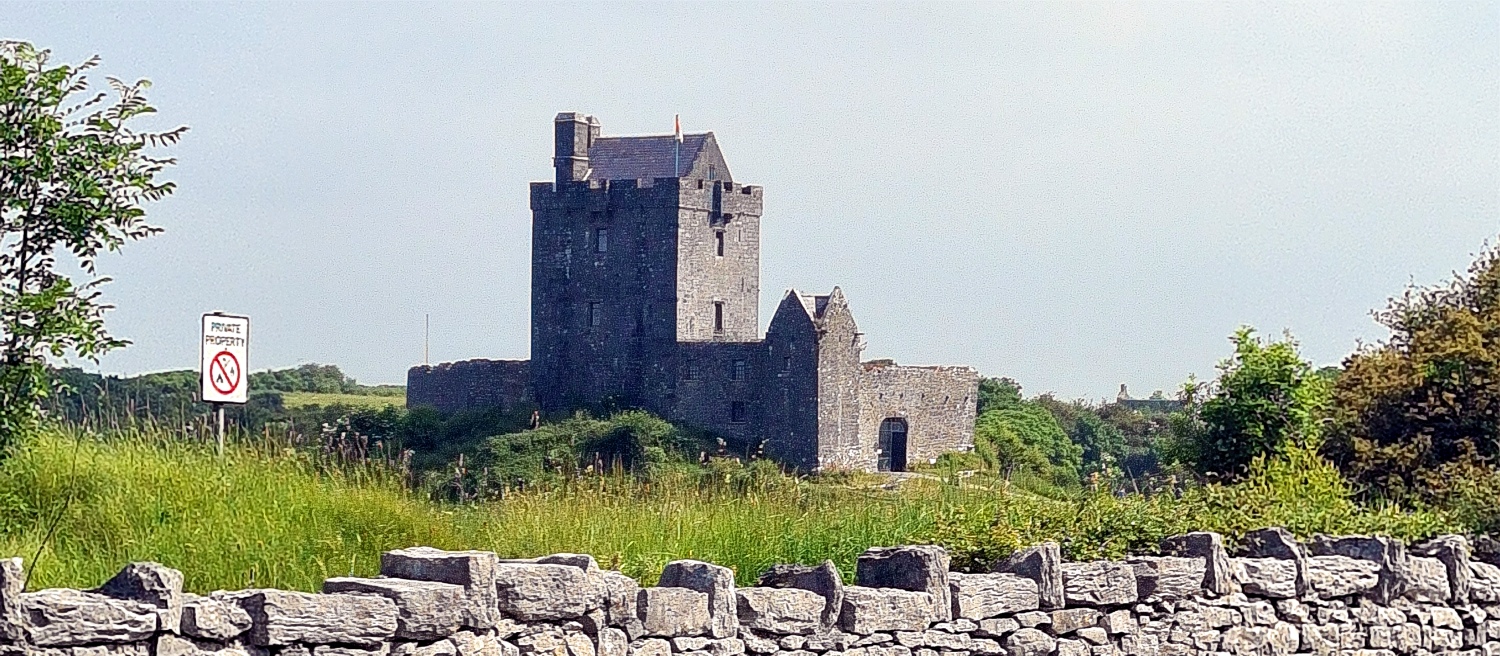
201, 313, 250, 405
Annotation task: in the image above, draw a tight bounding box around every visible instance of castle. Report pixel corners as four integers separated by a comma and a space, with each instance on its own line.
407, 113, 978, 472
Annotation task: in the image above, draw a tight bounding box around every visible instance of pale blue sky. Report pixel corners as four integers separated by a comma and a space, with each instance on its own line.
6, 2, 1497, 400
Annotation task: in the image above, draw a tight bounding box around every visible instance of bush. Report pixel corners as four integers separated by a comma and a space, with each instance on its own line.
1325, 240, 1500, 503
1170, 328, 1330, 480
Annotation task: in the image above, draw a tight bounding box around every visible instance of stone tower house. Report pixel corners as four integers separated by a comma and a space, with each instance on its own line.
409, 113, 978, 472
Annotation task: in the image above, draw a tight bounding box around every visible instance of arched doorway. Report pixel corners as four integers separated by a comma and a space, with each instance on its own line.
878, 418, 909, 472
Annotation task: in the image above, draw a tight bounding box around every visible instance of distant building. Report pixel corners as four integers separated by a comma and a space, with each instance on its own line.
408, 113, 978, 472
1114, 384, 1183, 413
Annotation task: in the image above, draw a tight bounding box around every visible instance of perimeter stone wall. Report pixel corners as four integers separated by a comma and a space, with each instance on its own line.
8, 529, 1499, 656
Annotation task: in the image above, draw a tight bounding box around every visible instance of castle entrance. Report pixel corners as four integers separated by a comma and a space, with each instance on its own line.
877, 418, 908, 472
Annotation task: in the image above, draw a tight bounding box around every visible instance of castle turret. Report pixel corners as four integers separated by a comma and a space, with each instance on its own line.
553, 112, 597, 185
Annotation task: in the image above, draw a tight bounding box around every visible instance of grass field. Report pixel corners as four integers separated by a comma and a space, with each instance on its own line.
0, 425, 1456, 594
281, 391, 405, 410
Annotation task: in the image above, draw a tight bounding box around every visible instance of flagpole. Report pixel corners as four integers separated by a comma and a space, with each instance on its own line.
674, 114, 681, 176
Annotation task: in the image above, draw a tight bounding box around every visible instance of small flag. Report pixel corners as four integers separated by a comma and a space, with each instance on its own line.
675, 114, 682, 143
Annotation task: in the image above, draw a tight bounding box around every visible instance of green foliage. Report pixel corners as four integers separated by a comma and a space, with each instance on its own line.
473, 411, 697, 491
1170, 327, 1330, 480
1325, 239, 1500, 506
971, 403, 1082, 489
976, 377, 1023, 414
0, 41, 185, 445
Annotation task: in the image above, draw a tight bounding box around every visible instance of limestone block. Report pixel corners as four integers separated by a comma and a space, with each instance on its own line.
381, 547, 500, 630
1, 557, 23, 643
1471, 562, 1500, 603
734, 588, 823, 635
1102, 609, 1136, 635
660, 561, 738, 639
495, 563, 602, 622
600, 572, 641, 629
323, 576, 465, 640
182, 593, 253, 641
628, 639, 670, 656
1001, 628, 1054, 656
1431, 606, 1463, 630
596, 628, 629, 656
453, 630, 514, 656
1159, 532, 1236, 597
707, 638, 744, 656
919, 630, 968, 650
973, 617, 1018, 638
561, 631, 594, 656
966, 637, 1002, 656
1127, 557, 1204, 602
1234, 558, 1298, 599
1306, 555, 1380, 599
865, 647, 912, 656
756, 561, 843, 628
1075, 627, 1108, 646
990, 543, 1063, 610
1403, 556, 1451, 603
946, 572, 1037, 620
1060, 562, 1137, 607
1241, 527, 1310, 598
534, 554, 600, 572
1118, 632, 1158, 656
1013, 611, 1049, 628
233, 589, 397, 646
637, 587, 710, 637
739, 630, 777, 655
856, 546, 951, 623
317, 646, 390, 656
1309, 535, 1407, 604
1049, 608, 1101, 635
95, 562, 184, 634
17, 589, 158, 646
838, 587, 934, 635
674, 636, 712, 651
1219, 626, 1268, 656
1055, 638, 1087, 656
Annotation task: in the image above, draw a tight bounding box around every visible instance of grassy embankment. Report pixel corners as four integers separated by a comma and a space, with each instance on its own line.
0, 425, 1457, 595
280, 391, 405, 410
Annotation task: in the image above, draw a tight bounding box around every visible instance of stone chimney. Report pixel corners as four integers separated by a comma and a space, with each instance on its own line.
553, 112, 597, 185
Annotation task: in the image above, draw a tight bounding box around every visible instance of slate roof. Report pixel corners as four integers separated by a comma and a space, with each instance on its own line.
587, 133, 710, 181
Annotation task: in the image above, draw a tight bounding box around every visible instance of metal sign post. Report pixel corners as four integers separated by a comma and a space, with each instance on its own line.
201, 312, 250, 455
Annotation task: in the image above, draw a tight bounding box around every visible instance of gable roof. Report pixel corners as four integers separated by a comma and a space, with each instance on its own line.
796, 292, 831, 320
587, 133, 711, 181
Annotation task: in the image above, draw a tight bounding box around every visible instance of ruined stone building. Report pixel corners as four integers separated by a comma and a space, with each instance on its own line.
408, 113, 978, 472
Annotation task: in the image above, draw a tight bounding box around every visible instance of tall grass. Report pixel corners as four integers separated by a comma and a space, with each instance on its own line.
0, 425, 1460, 595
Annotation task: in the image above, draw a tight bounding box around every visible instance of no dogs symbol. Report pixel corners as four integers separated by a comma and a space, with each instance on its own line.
208, 351, 241, 395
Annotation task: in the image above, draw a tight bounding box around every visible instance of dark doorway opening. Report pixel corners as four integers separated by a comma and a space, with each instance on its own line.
877, 418, 908, 472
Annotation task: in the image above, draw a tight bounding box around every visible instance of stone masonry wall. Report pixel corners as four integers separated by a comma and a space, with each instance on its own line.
857, 364, 979, 471
407, 359, 533, 414
10, 529, 1500, 656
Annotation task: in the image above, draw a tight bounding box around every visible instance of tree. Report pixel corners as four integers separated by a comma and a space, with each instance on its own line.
1170, 327, 1329, 480
0, 41, 184, 444
1325, 240, 1500, 504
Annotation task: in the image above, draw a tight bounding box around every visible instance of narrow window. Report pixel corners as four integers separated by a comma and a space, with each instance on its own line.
715, 231, 725, 257
732, 359, 747, 381
682, 360, 698, 381
708, 165, 716, 181
594, 227, 608, 253
730, 401, 747, 424
713, 302, 724, 333
783, 356, 791, 372
588, 302, 601, 327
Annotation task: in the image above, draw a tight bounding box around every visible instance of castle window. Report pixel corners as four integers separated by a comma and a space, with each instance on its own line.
683, 360, 699, 381
730, 401, 747, 424
708, 165, 716, 181
594, 227, 608, 253
713, 302, 724, 333
731, 359, 747, 381
588, 302, 601, 327
783, 356, 791, 372
715, 231, 725, 257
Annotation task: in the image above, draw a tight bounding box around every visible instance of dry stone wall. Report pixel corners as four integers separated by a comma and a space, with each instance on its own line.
7, 530, 1500, 656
